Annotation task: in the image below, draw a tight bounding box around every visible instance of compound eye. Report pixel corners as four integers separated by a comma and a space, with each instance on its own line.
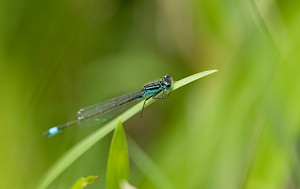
163, 74, 172, 89
163, 74, 170, 80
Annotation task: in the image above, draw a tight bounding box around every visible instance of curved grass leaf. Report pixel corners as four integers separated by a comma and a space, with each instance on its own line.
37, 70, 218, 189
106, 120, 129, 189
71, 176, 98, 189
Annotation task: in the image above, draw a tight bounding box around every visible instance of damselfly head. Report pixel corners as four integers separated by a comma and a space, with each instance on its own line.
163, 74, 172, 88
163, 74, 170, 80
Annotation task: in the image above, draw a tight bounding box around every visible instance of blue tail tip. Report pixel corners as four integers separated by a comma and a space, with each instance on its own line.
43, 126, 61, 137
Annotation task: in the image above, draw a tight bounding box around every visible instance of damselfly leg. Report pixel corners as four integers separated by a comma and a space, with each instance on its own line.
140, 88, 172, 117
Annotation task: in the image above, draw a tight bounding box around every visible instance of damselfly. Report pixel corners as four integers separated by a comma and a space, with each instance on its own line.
43, 74, 173, 137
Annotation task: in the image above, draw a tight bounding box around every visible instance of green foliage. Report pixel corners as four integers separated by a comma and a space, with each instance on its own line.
128, 137, 174, 189
120, 180, 137, 189
106, 120, 129, 189
2, 0, 300, 188
71, 176, 98, 189
36, 70, 216, 189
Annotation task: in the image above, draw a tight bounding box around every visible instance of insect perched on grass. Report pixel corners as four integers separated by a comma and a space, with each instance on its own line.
43, 74, 173, 137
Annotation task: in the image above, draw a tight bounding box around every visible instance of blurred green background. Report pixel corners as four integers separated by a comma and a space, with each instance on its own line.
1, 0, 300, 188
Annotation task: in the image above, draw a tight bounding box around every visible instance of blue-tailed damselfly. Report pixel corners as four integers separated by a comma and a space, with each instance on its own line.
43, 74, 173, 137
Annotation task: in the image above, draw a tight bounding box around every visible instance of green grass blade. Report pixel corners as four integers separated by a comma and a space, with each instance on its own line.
128, 137, 175, 189
36, 70, 217, 189
106, 120, 129, 189
71, 176, 98, 189
172, 70, 218, 91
